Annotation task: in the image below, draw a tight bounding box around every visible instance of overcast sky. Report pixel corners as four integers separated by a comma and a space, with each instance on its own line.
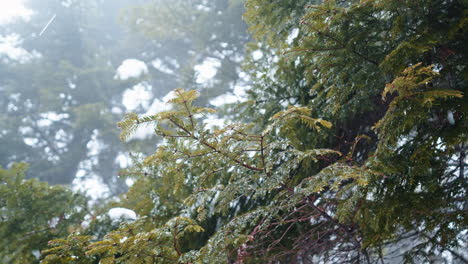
0, 0, 32, 24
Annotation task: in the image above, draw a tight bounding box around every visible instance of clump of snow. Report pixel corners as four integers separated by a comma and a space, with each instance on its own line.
251, 50, 263, 61
115, 59, 148, 80
152, 58, 175, 74
115, 152, 130, 168
87, 130, 103, 156
145, 98, 171, 115
287, 28, 299, 44
122, 82, 153, 110
72, 173, 110, 199
447, 110, 455, 125
48, 217, 60, 228
31, 250, 40, 260
125, 178, 135, 187
111, 106, 123, 114
194, 58, 220, 83
209, 85, 248, 107
108, 207, 136, 221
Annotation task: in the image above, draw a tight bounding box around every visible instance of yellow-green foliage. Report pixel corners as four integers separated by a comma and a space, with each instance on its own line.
375, 63, 463, 150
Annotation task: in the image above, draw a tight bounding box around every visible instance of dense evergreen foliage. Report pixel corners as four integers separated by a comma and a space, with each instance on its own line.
0, 163, 86, 263
1, 0, 466, 263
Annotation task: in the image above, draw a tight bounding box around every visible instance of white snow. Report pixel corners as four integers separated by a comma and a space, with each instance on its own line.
151, 58, 175, 74
122, 82, 153, 110
48, 217, 60, 228
115, 153, 130, 168
40, 112, 69, 122
72, 173, 110, 199
31, 250, 40, 260
111, 106, 123, 114
447, 110, 455, 125
209, 84, 248, 107
287, 28, 299, 44
115, 59, 148, 80
108, 207, 137, 221
162, 90, 176, 102
87, 130, 103, 156
125, 178, 135, 187
23, 137, 38, 146
194, 58, 220, 83
251, 50, 263, 61
145, 98, 171, 115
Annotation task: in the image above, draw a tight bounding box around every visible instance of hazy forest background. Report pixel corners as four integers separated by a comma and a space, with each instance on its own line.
0, 0, 466, 263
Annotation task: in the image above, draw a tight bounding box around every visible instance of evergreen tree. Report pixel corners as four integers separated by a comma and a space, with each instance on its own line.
0, 163, 86, 263
24, 0, 468, 263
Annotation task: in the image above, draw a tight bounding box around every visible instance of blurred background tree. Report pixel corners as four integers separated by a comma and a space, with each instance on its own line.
0, 163, 87, 263
0, 0, 249, 196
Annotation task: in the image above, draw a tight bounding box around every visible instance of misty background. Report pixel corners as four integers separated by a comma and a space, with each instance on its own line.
0, 0, 250, 198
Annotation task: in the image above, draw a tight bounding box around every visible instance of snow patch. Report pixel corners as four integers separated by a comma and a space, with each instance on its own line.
122, 82, 153, 111
115, 59, 148, 80
287, 28, 299, 44
125, 178, 135, 187
108, 208, 136, 221
209, 85, 248, 107
194, 58, 220, 83
115, 153, 131, 168
252, 50, 263, 61
72, 174, 109, 199
447, 110, 455, 125
31, 250, 40, 260
151, 58, 175, 74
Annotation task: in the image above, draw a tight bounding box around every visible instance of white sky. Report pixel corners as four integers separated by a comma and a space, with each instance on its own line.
0, 0, 32, 24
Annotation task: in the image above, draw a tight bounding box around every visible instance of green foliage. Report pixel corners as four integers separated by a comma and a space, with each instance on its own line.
375, 63, 463, 150
42, 235, 95, 264
44, 88, 342, 262
38, 0, 468, 262
0, 163, 86, 264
